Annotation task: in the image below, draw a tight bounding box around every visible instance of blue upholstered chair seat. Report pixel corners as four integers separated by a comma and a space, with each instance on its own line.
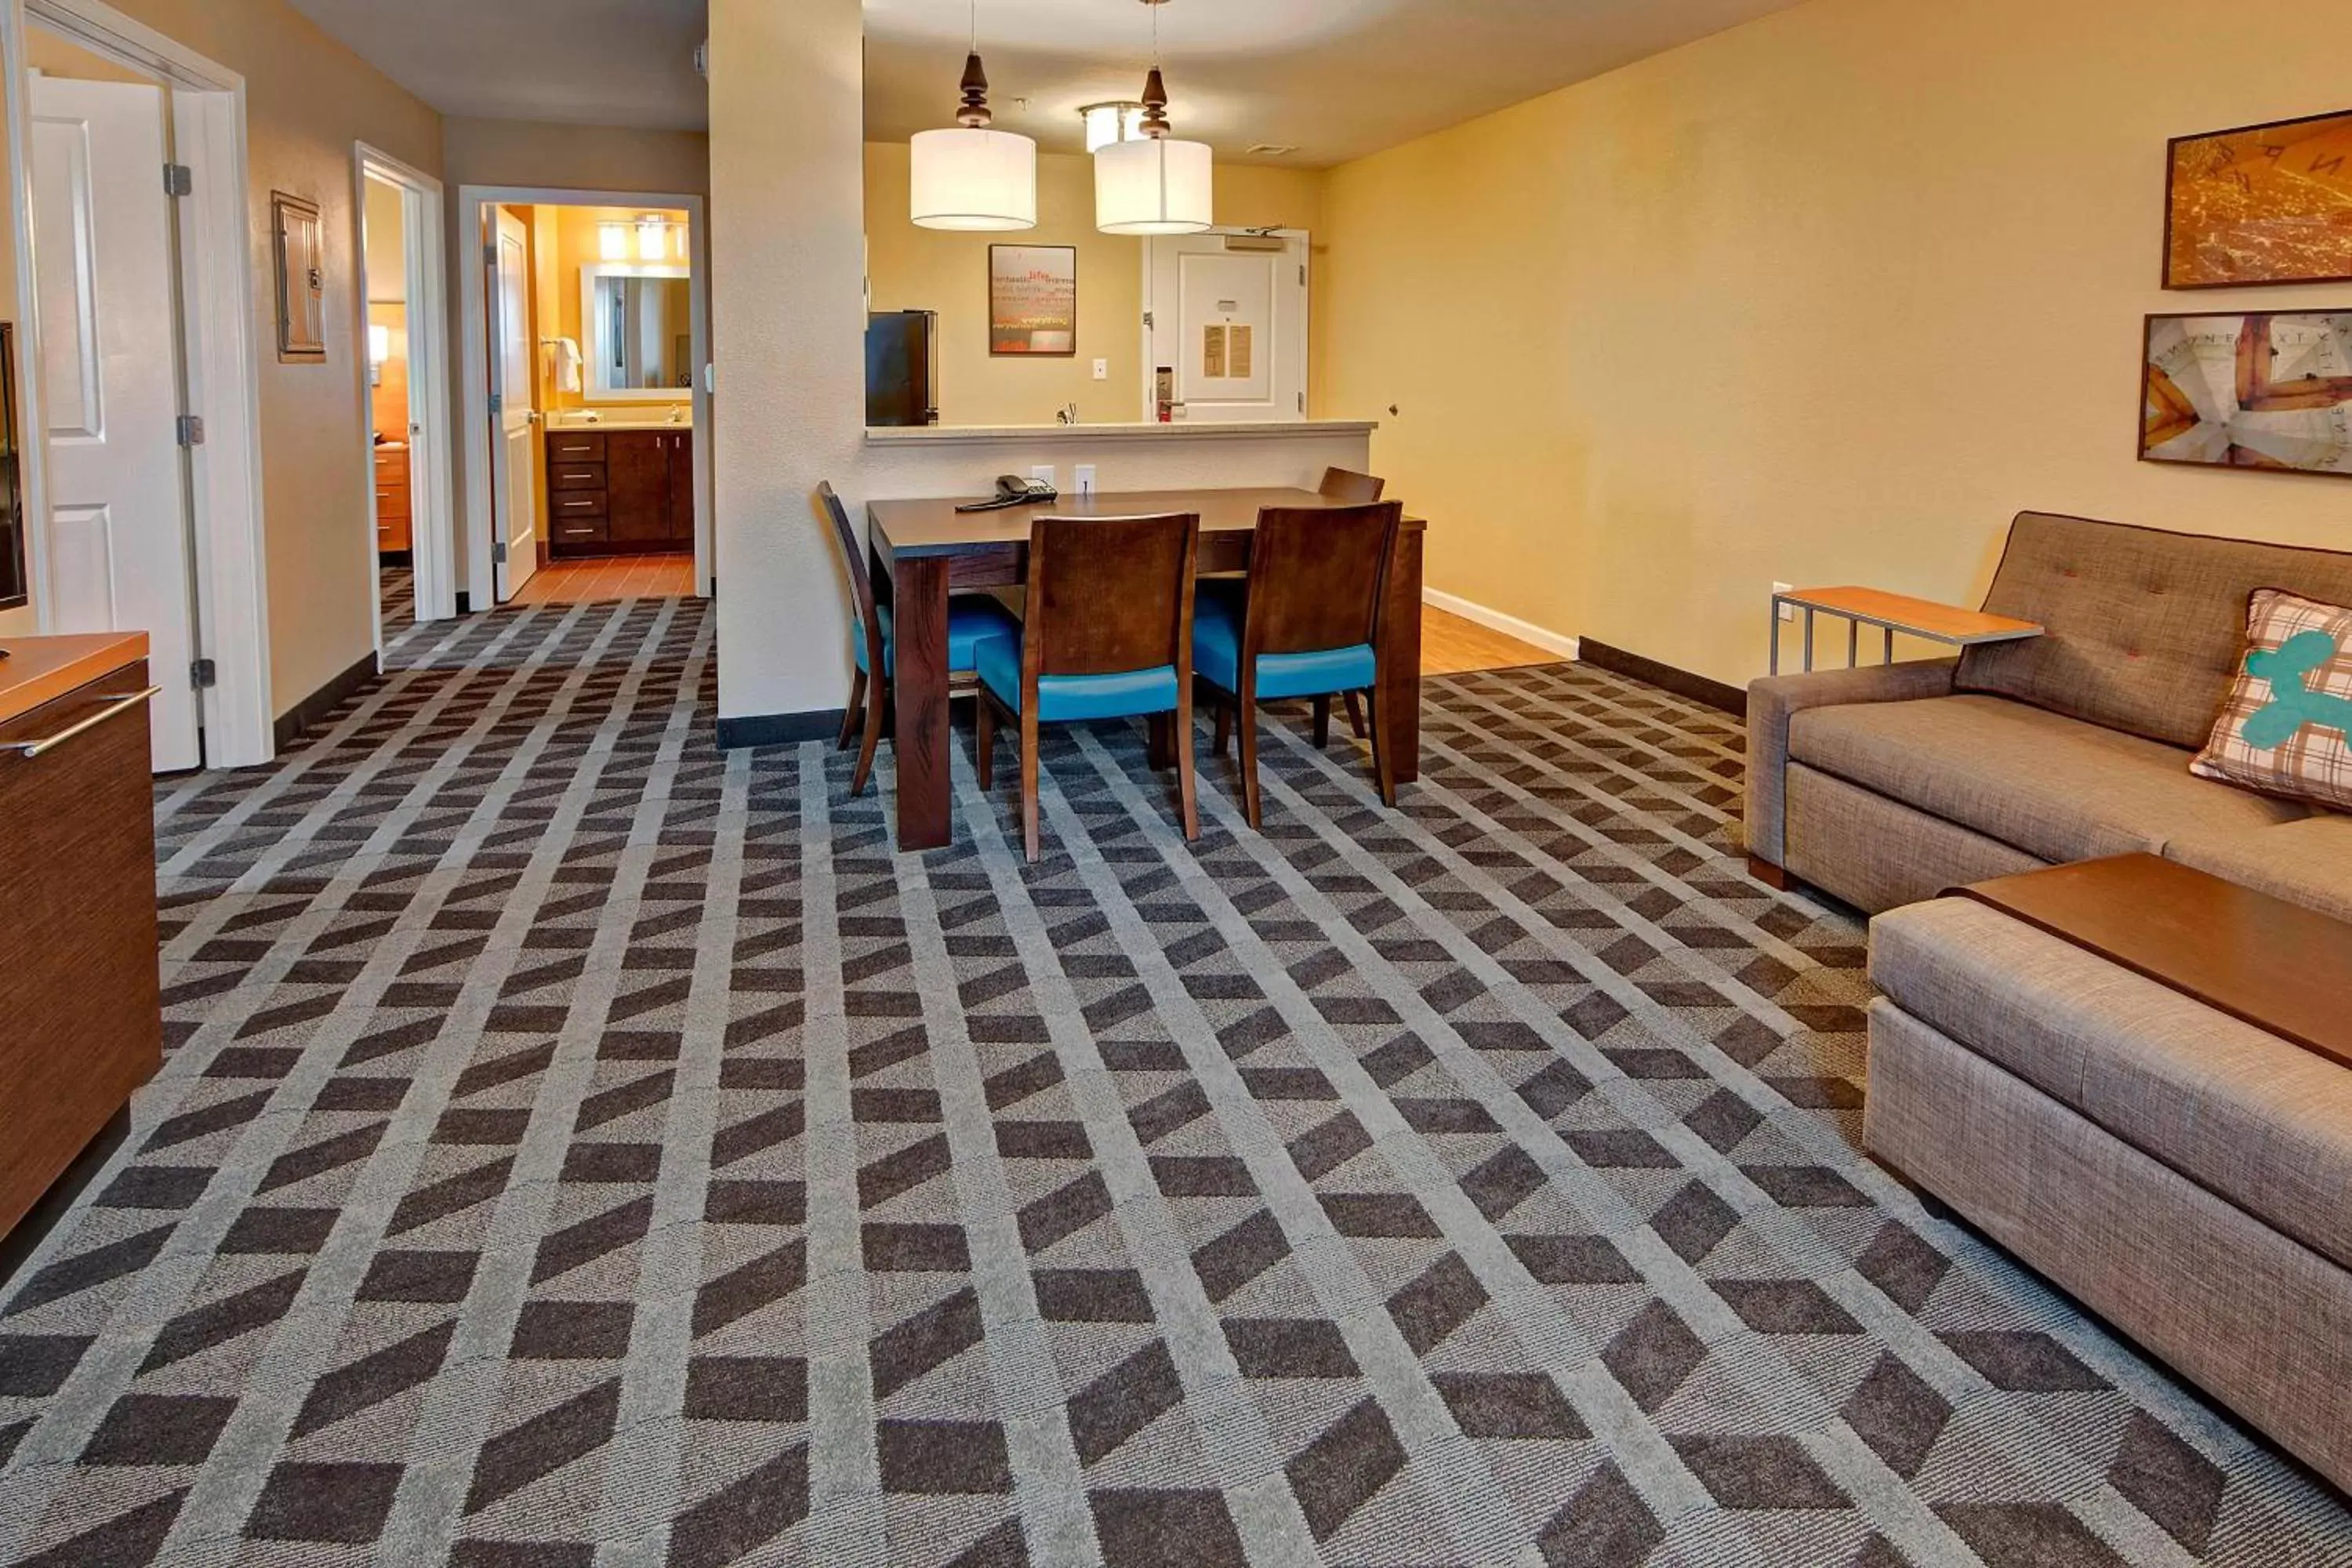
975, 635, 1179, 722
1192, 585, 1376, 701
854, 596, 1022, 677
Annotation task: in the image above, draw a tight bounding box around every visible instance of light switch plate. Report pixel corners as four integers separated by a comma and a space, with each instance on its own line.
1773, 582, 1795, 622
1074, 464, 1097, 497
1092, 358, 1109, 380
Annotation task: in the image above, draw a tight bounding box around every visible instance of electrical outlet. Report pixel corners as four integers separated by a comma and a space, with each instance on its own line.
1092, 358, 1109, 381
1773, 582, 1795, 622
1030, 465, 1057, 492
1073, 464, 1097, 497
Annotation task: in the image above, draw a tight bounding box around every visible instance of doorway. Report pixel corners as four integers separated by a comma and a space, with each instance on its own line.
455, 186, 712, 614
1142, 228, 1310, 423
353, 143, 453, 648
9, 3, 271, 771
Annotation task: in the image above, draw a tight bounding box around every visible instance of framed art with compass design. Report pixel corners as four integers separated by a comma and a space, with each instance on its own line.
2165, 110, 2352, 289
2141, 311, 2352, 477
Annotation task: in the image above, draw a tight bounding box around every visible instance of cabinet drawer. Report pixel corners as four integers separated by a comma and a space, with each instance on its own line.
374, 448, 410, 483
550, 490, 608, 521
552, 517, 610, 545
550, 463, 608, 492
546, 433, 607, 463
0, 662, 161, 1240
376, 485, 412, 522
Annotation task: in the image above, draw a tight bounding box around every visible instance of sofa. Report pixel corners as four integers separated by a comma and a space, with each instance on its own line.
1745, 512, 2352, 1494
1747, 512, 2352, 917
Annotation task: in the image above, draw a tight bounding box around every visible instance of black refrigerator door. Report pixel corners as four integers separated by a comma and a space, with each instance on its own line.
866, 311, 938, 427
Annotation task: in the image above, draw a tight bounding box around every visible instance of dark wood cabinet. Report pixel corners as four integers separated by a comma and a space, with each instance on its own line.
0, 639, 162, 1257
544, 427, 692, 557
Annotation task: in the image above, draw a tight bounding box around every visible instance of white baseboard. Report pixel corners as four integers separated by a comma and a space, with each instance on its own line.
1421, 586, 1581, 662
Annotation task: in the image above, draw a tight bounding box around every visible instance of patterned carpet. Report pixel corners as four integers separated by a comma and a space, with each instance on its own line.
0, 596, 2346, 1566
379, 565, 414, 635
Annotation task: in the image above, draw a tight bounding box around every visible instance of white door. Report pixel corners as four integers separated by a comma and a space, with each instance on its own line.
488, 208, 538, 601
1145, 230, 1309, 423
30, 74, 201, 771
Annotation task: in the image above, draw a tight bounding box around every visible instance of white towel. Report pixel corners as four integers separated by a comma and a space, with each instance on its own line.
551, 337, 584, 394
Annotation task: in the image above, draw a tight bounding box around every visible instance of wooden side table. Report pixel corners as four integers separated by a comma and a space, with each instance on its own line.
1769, 586, 2043, 677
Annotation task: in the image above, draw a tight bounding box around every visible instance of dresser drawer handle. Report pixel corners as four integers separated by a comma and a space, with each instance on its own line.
5, 686, 161, 760
561, 499, 597, 510
561, 527, 600, 536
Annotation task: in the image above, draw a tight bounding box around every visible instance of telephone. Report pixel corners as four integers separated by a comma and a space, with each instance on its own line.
954, 474, 1059, 513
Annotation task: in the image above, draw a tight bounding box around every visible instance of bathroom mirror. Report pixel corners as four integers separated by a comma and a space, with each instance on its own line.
580, 264, 693, 401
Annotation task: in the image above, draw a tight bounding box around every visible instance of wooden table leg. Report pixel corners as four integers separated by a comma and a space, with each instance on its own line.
1379, 528, 1425, 785
891, 555, 953, 851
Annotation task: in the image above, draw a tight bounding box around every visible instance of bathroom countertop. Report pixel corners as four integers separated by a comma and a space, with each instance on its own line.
0, 632, 150, 726
863, 419, 1376, 446
547, 415, 695, 433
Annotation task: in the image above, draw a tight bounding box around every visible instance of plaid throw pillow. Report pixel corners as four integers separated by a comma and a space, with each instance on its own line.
2190, 589, 2352, 811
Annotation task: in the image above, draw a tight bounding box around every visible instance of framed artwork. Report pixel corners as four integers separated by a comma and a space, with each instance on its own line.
989, 245, 1076, 356
271, 191, 327, 361
2164, 110, 2352, 289
2140, 311, 2352, 479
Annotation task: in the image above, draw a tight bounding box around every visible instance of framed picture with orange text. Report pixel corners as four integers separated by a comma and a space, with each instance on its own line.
2165, 110, 2352, 289
2140, 311, 2352, 478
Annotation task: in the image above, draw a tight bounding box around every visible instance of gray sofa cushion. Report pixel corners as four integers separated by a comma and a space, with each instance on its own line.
2165, 814, 2352, 924
1955, 513, 2352, 750
1872, 898, 2352, 1274
1788, 693, 2304, 866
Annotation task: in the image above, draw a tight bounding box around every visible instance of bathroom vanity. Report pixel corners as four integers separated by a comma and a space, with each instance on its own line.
544, 424, 695, 556
0, 632, 161, 1264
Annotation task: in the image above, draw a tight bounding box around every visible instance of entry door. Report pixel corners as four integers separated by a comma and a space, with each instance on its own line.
30, 74, 201, 771
488, 209, 539, 601
1145, 230, 1309, 423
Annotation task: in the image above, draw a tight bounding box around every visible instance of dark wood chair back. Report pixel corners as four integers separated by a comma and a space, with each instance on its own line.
1246, 503, 1402, 660
1318, 466, 1387, 504
1025, 512, 1200, 679
816, 481, 886, 675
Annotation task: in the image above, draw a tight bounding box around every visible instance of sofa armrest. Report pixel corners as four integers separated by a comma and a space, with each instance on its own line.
1746, 659, 1958, 864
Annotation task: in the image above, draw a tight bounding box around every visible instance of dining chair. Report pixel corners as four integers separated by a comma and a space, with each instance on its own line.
817, 482, 1021, 798
1318, 466, 1388, 505
1196, 501, 1405, 828
1316, 468, 1387, 737
975, 512, 1202, 862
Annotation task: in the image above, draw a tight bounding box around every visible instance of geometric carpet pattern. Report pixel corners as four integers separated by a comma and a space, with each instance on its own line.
1, 597, 2347, 1566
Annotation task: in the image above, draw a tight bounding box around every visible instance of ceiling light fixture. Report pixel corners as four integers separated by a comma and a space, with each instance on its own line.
1094, 0, 1213, 236
1080, 101, 1148, 154
909, 0, 1036, 231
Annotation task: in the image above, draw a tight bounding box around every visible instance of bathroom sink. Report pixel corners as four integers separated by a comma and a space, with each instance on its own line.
549, 411, 691, 432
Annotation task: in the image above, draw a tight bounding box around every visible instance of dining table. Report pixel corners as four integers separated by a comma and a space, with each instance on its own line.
866, 485, 1428, 851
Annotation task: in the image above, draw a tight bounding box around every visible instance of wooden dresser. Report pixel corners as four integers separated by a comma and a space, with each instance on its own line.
545, 427, 694, 557
0, 633, 162, 1262
375, 443, 412, 556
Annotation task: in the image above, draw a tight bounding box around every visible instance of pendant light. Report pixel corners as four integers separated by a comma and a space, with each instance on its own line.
1094, 0, 1213, 235
909, 0, 1036, 231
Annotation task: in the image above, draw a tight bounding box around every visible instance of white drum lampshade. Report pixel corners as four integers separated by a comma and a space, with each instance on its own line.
1094, 136, 1213, 235
910, 127, 1036, 231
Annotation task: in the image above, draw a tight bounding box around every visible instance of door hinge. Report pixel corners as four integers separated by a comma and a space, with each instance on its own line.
488, 392, 503, 415
1299, 264, 1307, 286
163, 163, 194, 198
1142, 310, 1155, 330
176, 414, 206, 448
484, 242, 498, 267
493, 541, 509, 564
1297, 393, 1306, 414
190, 658, 217, 690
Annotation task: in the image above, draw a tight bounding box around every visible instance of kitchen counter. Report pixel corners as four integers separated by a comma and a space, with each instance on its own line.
0, 631, 149, 725
865, 419, 1378, 447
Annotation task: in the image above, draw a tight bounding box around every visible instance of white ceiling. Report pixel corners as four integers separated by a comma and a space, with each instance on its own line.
869, 0, 1805, 166
285, 0, 712, 132
286, 0, 1809, 165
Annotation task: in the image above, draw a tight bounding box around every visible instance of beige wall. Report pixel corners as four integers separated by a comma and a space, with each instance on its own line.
862, 144, 1321, 426
60, 0, 443, 717
1317, 0, 2352, 689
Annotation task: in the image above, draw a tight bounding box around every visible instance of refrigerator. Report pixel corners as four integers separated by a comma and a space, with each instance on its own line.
866, 310, 938, 427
